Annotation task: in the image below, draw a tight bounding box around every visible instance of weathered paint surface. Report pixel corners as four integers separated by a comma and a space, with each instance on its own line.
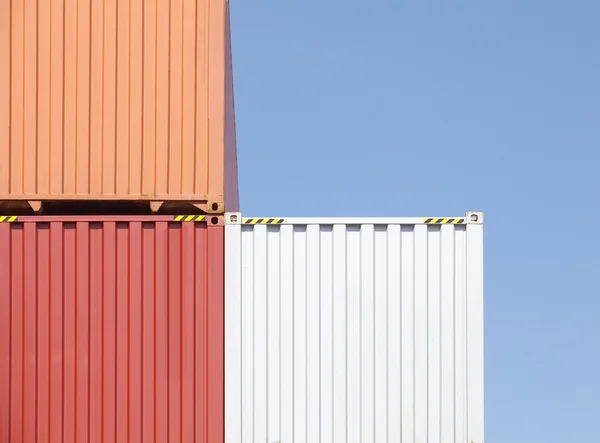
0, 0, 238, 210
0, 217, 224, 443
225, 217, 484, 443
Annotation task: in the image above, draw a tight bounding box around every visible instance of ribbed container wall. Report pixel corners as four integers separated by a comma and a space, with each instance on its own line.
0, 217, 224, 443
225, 216, 484, 443
0, 0, 238, 212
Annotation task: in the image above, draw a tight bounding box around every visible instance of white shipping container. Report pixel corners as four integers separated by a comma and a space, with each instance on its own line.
225, 213, 484, 443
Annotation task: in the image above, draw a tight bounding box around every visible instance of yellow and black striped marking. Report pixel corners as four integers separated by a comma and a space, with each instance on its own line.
243, 218, 284, 225
173, 215, 206, 222
0, 216, 18, 223
424, 218, 465, 224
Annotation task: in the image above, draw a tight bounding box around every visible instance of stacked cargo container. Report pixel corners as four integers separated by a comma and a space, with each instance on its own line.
1, 2, 484, 443
1, 1, 236, 442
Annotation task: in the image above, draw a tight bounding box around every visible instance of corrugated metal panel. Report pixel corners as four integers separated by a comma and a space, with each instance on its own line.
0, 0, 238, 212
225, 214, 484, 443
224, 3, 239, 214
0, 218, 224, 443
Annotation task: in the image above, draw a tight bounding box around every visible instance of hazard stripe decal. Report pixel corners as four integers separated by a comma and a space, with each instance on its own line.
173, 215, 206, 222
0, 216, 18, 223
243, 218, 284, 225
423, 218, 465, 224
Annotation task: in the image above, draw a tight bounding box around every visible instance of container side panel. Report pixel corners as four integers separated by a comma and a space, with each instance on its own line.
0, 225, 10, 441
293, 227, 308, 443
346, 227, 360, 443
141, 222, 156, 443
115, 0, 131, 196
467, 224, 485, 443
228, 222, 483, 443
181, 0, 197, 195
63, 0, 78, 195
22, 224, 37, 443
50, 0, 65, 195
37, 0, 51, 195
128, 2, 143, 196
116, 224, 130, 442
252, 226, 268, 442
386, 225, 402, 442
10, 226, 24, 442
181, 223, 196, 443
154, 1, 170, 196
267, 227, 282, 441
454, 227, 467, 443
36, 224, 52, 441
400, 226, 415, 442
207, 225, 225, 443
89, 0, 105, 195
306, 225, 321, 442
63, 207, 78, 443
168, 0, 184, 196
154, 222, 169, 442
374, 226, 389, 443
129, 223, 143, 443
194, 0, 209, 197
168, 224, 183, 443
141, 0, 157, 196
10, 3, 24, 195
0, 1, 10, 194
360, 225, 375, 443
22, 0, 37, 195
75, 223, 91, 443
280, 226, 295, 443
224, 223, 242, 443
101, 0, 117, 195
76, 2, 92, 194
331, 225, 347, 443
194, 223, 208, 443
207, 0, 226, 202
223, 4, 240, 212
440, 226, 456, 442
0, 220, 223, 443
102, 222, 117, 441
319, 226, 334, 443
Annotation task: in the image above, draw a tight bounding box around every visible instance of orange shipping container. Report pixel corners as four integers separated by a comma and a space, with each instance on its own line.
0, 0, 239, 214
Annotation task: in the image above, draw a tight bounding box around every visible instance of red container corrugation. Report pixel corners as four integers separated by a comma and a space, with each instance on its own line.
0, 216, 224, 443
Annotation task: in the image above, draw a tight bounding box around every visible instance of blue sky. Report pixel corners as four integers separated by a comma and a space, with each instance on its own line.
230, 1, 599, 442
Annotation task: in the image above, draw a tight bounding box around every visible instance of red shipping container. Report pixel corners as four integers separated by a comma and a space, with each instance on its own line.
0, 216, 224, 443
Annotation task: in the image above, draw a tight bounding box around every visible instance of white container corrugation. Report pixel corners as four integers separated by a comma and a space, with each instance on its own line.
225, 214, 484, 443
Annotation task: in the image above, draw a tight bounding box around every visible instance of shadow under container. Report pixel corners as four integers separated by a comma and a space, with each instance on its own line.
0, 0, 239, 215
0, 215, 224, 443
